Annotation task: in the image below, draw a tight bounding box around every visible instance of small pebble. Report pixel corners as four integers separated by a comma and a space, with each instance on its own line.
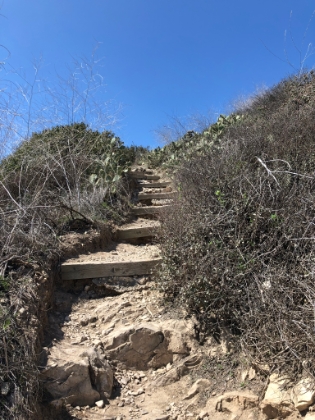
120, 377, 129, 385
95, 399, 104, 408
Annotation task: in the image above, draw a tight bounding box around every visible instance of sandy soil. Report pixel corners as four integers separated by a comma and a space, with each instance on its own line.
118, 218, 160, 231
64, 243, 161, 264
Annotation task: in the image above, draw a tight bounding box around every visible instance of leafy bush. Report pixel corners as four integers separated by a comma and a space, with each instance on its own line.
146, 114, 243, 169
3, 123, 129, 190
156, 71, 315, 376
0, 123, 138, 224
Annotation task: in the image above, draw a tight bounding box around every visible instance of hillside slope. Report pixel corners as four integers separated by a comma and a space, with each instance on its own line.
2, 71, 315, 419
156, 71, 315, 376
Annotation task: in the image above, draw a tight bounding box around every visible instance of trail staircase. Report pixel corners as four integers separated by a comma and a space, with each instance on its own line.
61, 169, 173, 282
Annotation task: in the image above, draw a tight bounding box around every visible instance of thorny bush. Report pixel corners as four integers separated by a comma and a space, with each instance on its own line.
0, 275, 43, 419
156, 71, 315, 377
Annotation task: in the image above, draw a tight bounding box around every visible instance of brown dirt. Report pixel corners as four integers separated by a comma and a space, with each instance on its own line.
117, 218, 160, 231
59, 222, 114, 260
63, 242, 160, 264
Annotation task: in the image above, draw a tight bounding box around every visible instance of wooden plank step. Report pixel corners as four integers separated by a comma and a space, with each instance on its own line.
117, 224, 160, 240
138, 181, 171, 188
131, 205, 172, 215
129, 172, 160, 180
138, 192, 175, 200
61, 258, 161, 280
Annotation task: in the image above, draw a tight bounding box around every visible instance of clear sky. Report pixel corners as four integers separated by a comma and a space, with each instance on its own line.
1, 0, 314, 149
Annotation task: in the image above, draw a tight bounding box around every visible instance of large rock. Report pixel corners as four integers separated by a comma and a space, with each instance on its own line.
260, 374, 295, 419
260, 374, 314, 418
103, 322, 189, 370
291, 377, 315, 411
183, 379, 211, 400
103, 325, 136, 350
216, 391, 259, 413
41, 345, 113, 406
198, 391, 259, 419
83, 347, 113, 399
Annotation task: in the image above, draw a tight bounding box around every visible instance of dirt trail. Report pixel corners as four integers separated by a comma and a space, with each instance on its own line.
41, 168, 305, 420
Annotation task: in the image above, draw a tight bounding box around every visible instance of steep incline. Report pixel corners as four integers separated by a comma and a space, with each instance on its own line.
61, 168, 171, 282
41, 169, 305, 420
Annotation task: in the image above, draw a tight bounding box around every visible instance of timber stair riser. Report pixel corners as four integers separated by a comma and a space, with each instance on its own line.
129, 173, 160, 180
117, 225, 160, 240
61, 259, 161, 281
138, 181, 171, 188
61, 168, 170, 282
138, 192, 175, 200
131, 205, 172, 215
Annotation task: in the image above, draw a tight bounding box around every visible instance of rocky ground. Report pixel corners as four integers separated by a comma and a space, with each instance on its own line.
40, 168, 315, 419
41, 278, 315, 420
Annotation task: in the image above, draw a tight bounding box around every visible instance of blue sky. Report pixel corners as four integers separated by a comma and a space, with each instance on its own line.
1, 0, 314, 149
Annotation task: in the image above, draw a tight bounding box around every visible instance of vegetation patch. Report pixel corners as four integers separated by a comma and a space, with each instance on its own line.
146, 113, 243, 169
156, 71, 315, 378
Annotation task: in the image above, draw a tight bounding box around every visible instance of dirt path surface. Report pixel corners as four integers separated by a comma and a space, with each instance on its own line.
41, 168, 306, 420
45, 286, 206, 420
117, 219, 160, 231
63, 243, 161, 264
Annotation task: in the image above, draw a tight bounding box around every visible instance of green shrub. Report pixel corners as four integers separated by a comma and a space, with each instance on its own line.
145, 114, 243, 170
0, 123, 137, 224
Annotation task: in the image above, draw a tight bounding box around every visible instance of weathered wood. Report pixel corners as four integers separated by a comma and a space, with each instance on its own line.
129, 172, 160, 180
117, 224, 160, 239
138, 192, 175, 200
61, 258, 161, 280
131, 205, 172, 215
138, 181, 171, 188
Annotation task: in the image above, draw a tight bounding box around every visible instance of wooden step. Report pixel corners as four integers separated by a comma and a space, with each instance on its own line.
131, 205, 172, 215
129, 172, 160, 180
117, 223, 160, 240
138, 192, 175, 200
138, 181, 171, 188
61, 258, 161, 280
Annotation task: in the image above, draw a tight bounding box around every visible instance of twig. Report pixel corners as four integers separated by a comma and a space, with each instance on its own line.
256, 157, 280, 187
3, 336, 9, 372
